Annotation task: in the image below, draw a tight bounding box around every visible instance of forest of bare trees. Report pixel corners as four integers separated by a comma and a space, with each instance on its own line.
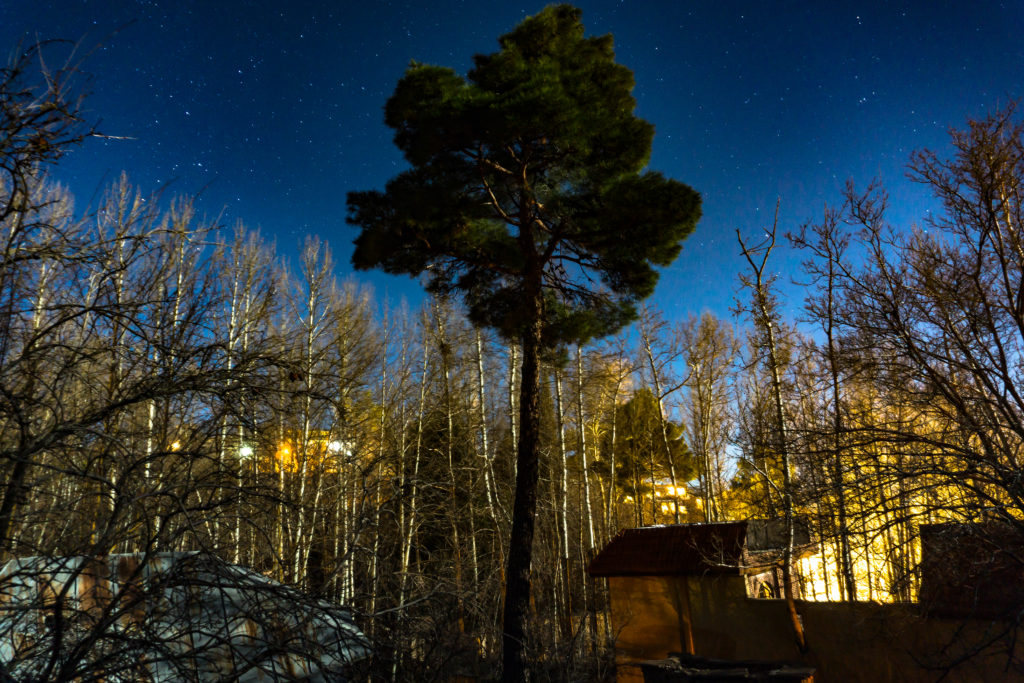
4, 40, 1024, 681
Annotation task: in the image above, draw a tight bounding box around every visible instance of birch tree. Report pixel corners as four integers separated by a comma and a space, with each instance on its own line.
681, 312, 738, 522
737, 206, 807, 652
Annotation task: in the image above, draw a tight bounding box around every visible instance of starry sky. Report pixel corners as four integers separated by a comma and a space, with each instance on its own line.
4, 1, 1023, 323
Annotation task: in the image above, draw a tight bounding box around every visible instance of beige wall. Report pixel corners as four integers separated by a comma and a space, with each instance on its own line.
608, 575, 1023, 683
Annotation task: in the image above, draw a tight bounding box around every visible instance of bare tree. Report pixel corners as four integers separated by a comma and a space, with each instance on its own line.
0, 41, 94, 555
637, 306, 689, 523
0, 41, 92, 226
836, 106, 1024, 609
681, 312, 738, 522
737, 206, 807, 652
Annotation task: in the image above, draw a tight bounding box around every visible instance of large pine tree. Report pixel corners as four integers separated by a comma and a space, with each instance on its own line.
346, 5, 700, 679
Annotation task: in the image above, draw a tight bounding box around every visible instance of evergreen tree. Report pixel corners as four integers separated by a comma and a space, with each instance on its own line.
597, 387, 696, 524
346, 6, 700, 678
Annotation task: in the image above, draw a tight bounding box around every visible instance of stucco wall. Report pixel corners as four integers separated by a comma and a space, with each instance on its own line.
608, 575, 1023, 682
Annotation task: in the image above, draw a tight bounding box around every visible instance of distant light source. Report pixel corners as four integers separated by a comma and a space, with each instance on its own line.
171, 441, 181, 451
239, 445, 254, 458
327, 440, 354, 458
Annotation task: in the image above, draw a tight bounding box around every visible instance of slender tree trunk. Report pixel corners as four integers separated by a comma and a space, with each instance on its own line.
575, 347, 600, 652
575, 348, 596, 551
766, 319, 806, 651
276, 371, 288, 579
544, 432, 565, 651
396, 315, 429, 676
390, 362, 409, 683
640, 322, 682, 524
368, 322, 389, 628
553, 369, 573, 644
633, 461, 644, 527
739, 218, 807, 653
477, 330, 506, 557
822, 280, 856, 601
693, 366, 719, 522
605, 377, 621, 537
0, 257, 47, 553
434, 308, 467, 631
508, 343, 519, 480
217, 253, 241, 557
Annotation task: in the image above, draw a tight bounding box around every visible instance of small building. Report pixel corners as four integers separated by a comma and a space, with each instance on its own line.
589, 521, 1024, 682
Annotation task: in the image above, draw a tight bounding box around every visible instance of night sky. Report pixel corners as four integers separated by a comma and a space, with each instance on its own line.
4, 1, 1023, 322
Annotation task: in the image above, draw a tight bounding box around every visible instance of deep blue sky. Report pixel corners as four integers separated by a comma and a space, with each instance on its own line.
4, 1, 1023, 322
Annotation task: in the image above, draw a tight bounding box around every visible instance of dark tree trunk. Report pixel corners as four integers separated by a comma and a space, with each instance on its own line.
0, 454, 30, 557
502, 283, 543, 683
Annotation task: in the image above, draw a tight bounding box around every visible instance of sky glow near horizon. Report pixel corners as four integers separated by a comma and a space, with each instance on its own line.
3, 1, 1023, 325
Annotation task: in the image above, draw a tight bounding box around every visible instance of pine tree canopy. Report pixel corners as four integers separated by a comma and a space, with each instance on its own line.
347, 3, 700, 346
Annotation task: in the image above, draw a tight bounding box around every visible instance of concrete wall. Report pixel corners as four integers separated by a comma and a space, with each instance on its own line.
608, 575, 1023, 682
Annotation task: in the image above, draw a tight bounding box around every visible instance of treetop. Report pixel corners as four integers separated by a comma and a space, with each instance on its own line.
348, 3, 701, 347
